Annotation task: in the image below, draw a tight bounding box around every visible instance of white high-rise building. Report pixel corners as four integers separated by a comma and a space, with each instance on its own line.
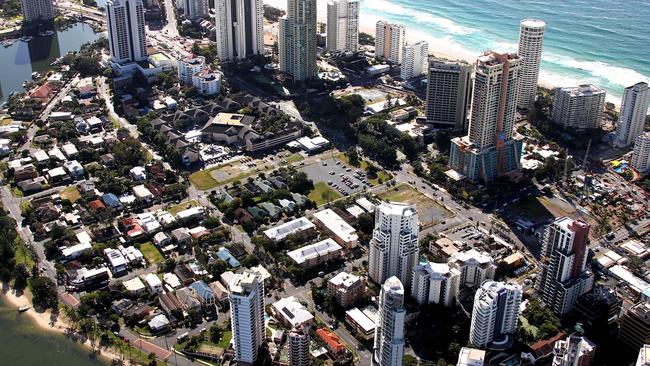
375, 21, 406, 64
449, 249, 496, 288
279, 0, 318, 82
214, 0, 264, 62
179, 0, 208, 19
178, 55, 207, 85
536, 217, 593, 316
425, 59, 473, 131
637, 344, 650, 366
551, 85, 606, 130
373, 277, 406, 366
192, 70, 222, 96
632, 132, 650, 173
288, 326, 310, 366
368, 202, 419, 289
615, 82, 650, 147
411, 262, 460, 307
106, 0, 148, 64
400, 41, 428, 80
326, 0, 359, 52
469, 281, 522, 349
20, 0, 54, 23
229, 270, 265, 365
552, 335, 596, 366
517, 19, 546, 110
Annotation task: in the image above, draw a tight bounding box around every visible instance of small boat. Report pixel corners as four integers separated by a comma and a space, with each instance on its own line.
31, 72, 40, 79
2, 40, 15, 48
18, 305, 31, 313
19, 36, 33, 42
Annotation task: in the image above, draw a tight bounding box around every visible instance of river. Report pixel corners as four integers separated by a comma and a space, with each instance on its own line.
0, 22, 104, 104
0, 295, 107, 366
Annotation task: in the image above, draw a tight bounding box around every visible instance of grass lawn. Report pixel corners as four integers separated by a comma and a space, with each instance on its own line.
189, 169, 219, 190
106, 332, 164, 366
308, 181, 343, 206
336, 153, 391, 185
285, 153, 304, 164
60, 186, 81, 203
140, 242, 164, 264
215, 330, 232, 348
167, 199, 199, 215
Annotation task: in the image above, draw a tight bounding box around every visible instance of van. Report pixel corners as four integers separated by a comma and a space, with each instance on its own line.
177, 332, 189, 343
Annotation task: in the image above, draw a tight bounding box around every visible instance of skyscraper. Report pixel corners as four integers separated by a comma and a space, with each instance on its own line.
449, 51, 523, 183
368, 202, 419, 288
410, 262, 460, 307
536, 217, 594, 316
326, 0, 359, 52
551, 85, 606, 130
615, 82, 650, 147
425, 59, 473, 131
373, 277, 406, 366
632, 132, 650, 173
469, 281, 522, 348
180, 0, 208, 20
214, 0, 264, 62
517, 19, 546, 110
448, 249, 497, 288
229, 270, 265, 364
552, 335, 596, 366
375, 21, 405, 64
106, 0, 148, 64
279, 0, 317, 82
400, 41, 428, 80
288, 326, 310, 366
637, 344, 650, 366
20, 0, 54, 24
619, 302, 650, 353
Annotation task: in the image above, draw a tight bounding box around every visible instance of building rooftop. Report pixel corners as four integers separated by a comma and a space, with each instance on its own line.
345, 307, 376, 333
313, 208, 358, 243
287, 238, 342, 265
263, 217, 315, 241
272, 296, 314, 327
329, 271, 362, 288
457, 347, 486, 366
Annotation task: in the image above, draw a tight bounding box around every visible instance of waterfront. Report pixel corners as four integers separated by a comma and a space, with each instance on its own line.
0, 295, 106, 366
0, 22, 103, 104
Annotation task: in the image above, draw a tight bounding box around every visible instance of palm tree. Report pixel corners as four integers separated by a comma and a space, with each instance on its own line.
61, 304, 81, 331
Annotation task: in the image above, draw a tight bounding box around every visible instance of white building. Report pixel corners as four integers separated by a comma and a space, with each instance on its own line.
552, 335, 596, 366
326, 0, 359, 52
449, 249, 496, 288
104, 248, 129, 274
551, 85, 606, 130
214, 0, 264, 62
192, 69, 222, 96
312, 208, 358, 249
263, 217, 315, 242
373, 277, 406, 366
457, 347, 486, 366
425, 59, 473, 131
288, 325, 310, 366
229, 270, 265, 365
469, 281, 522, 348
615, 82, 650, 147
287, 238, 342, 269
368, 202, 419, 289
20, 0, 54, 23
143, 273, 164, 293
411, 262, 460, 306
400, 41, 428, 80
279, 0, 318, 82
632, 132, 650, 173
637, 344, 650, 366
178, 55, 206, 85
106, 0, 148, 64
271, 296, 314, 328
517, 19, 546, 110
179, 0, 208, 20
375, 21, 405, 64
536, 217, 594, 315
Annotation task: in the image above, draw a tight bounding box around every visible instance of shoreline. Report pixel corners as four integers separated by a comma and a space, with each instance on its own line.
1, 284, 126, 366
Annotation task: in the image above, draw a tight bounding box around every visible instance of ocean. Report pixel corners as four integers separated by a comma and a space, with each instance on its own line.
359, 0, 650, 103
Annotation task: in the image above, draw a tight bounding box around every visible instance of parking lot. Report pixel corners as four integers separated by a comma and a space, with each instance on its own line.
444, 223, 488, 248
302, 158, 372, 196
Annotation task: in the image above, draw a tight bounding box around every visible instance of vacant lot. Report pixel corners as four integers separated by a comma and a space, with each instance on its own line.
308, 181, 342, 206
167, 199, 199, 215
60, 186, 81, 203
140, 242, 164, 264
380, 184, 454, 227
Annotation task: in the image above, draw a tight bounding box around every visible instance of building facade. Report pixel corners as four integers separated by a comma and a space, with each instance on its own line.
637, 344, 650, 366
551, 85, 606, 130
178, 55, 207, 85
619, 302, 650, 353
229, 270, 265, 364
449, 51, 524, 183
288, 326, 310, 366
400, 41, 428, 80
368, 202, 419, 289
373, 277, 406, 366
192, 70, 222, 96
449, 249, 497, 288
469, 281, 522, 348
536, 217, 594, 316
632, 132, 650, 173
20, 0, 54, 24
425, 59, 473, 131
552, 335, 596, 366
375, 21, 406, 64
615, 82, 650, 147
517, 19, 546, 110
180, 0, 208, 20
328, 272, 366, 308
106, 0, 148, 64
214, 0, 264, 62
326, 0, 359, 52
411, 262, 460, 306
279, 0, 317, 82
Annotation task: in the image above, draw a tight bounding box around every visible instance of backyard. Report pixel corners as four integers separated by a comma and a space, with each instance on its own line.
167, 199, 199, 215
140, 242, 164, 264
60, 186, 81, 203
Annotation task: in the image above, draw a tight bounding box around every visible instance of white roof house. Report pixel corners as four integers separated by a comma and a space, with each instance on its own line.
33, 149, 50, 163
48, 148, 66, 161
163, 273, 182, 289
313, 208, 358, 247
287, 238, 342, 268
264, 217, 315, 241
137, 212, 161, 233
345, 307, 376, 335
143, 273, 164, 293
175, 206, 205, 220
148, 314, 170, 332
61, 242, 93, 259
356, 197, 376, 213
76, 231, 93, 245
63, 160, 84, 178
61, 143, 79, 158
46, 166, 68, 179
271, 296, 314, 328
123, 277, 146, 293
104, 248, 129, 273
120, 245, 144, 264
130, 166, 147, 181
132, 184, 154, 200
